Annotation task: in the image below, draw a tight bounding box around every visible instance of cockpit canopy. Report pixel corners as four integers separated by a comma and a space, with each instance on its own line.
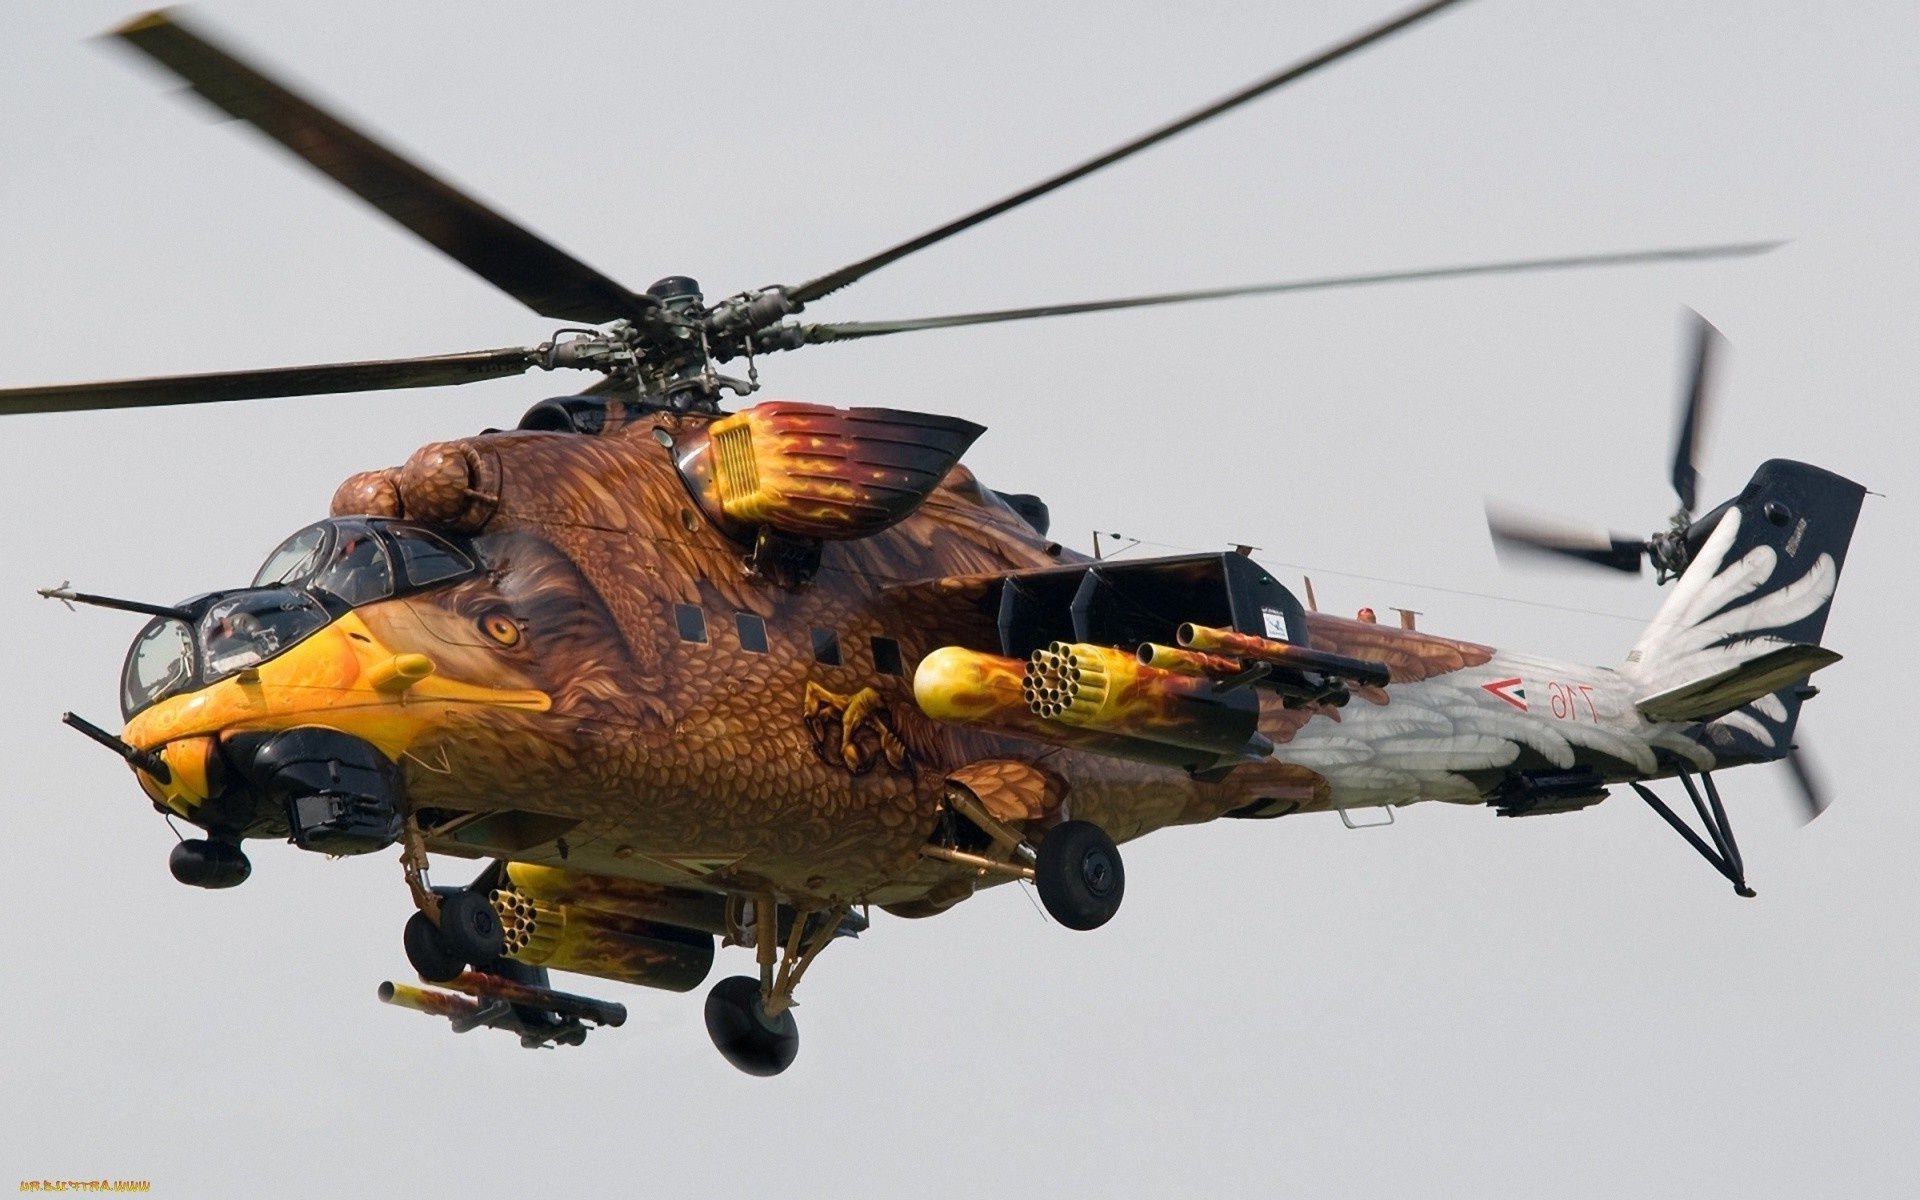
120, 519, 479, 718
253, 518, 474, 598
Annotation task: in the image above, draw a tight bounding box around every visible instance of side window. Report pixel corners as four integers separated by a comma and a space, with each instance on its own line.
810, 627, 841, 666
735, 612, 769, 653
391, 525, 474, 588
674, 603, 708, 644
870, 636, 903, 676
311, 526, 393, 606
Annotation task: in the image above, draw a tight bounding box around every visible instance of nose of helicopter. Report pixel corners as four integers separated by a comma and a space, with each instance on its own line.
120, 604, 552, 824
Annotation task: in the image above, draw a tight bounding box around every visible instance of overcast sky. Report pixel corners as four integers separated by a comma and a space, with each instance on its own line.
3, 1, 1915, 1195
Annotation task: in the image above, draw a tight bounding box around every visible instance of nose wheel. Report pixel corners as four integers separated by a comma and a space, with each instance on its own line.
402, 892, 506, 983
396, 816, 508, 981
403, 911, 465, 982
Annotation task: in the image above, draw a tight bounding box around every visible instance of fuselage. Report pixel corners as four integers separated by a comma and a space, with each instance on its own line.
118, 409, 1748, 913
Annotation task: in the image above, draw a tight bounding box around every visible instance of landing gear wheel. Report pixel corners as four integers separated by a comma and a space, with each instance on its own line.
403, 910, 464, 983
704, 975, 799, 1077
437, 891, 505, 963
1035, 819, 1125, 930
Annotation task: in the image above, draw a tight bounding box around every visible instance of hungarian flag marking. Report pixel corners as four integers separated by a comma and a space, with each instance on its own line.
1481, 677, 1527, 711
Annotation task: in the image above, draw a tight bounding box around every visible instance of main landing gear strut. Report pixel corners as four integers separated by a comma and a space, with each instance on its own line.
703, 896, 854, 1076
917, 785, 1127, 931
1631, 767, 1756, 898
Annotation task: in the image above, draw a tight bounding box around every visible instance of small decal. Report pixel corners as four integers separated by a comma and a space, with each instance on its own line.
1544, 680, 1598, 722
1481, 677, 1528, 711
1261, 607, 1288, 639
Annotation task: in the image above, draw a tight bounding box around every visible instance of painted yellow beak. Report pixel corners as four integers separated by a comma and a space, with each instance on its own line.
123, 609, 550, 815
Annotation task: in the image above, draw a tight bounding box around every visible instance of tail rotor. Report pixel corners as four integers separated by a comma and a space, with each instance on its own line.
1486, 309, 1724, 583
1783, 746, 1831, 824
1488, 312, 1857, 826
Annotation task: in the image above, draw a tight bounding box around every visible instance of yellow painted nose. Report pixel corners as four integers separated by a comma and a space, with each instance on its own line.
134, 735, 218, 818
122, 609, 550, 770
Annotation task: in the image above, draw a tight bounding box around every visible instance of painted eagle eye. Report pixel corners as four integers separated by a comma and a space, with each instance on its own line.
481, 614, 521, 646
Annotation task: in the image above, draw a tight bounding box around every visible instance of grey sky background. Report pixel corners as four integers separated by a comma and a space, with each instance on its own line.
3, 1, 1915, 1195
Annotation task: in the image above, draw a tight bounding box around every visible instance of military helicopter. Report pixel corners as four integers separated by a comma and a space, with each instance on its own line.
3, 1, 1865, 1077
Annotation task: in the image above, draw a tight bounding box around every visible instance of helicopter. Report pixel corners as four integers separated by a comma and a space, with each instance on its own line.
1, 1, 1865, 1077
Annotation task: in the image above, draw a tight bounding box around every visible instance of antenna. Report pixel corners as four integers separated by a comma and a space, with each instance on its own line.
1091, 532, 1138, 562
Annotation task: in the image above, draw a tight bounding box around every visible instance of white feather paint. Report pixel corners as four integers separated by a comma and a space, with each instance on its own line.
1262, 488, 1837, 809
1714, 710, 1772, 743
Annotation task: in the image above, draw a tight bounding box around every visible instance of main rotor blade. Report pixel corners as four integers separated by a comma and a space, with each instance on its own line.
1782, 746, 1830, 824
1670, 308, 1724, 516
797, 243, 1780, 343
784, 0, 1472, 306
111, 10, 652, 325
0, 347, 543, 414
1486, 505, 1647, 573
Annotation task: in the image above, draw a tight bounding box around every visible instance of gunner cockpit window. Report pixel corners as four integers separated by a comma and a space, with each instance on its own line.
199, 590, 329, 679
121, 617, 196, 718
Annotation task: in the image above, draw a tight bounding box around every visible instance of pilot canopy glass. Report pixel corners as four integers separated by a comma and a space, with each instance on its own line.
253, 523, 328, 589
254, 519, 392, 606
253, 519, 474, 602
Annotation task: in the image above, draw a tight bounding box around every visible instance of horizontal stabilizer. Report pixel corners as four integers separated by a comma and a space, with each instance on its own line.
1635, 642, 1840, 724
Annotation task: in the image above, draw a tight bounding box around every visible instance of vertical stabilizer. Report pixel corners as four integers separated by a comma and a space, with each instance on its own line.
1623, 459, 1865, 757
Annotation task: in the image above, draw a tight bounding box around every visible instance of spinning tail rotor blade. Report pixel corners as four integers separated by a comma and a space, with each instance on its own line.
783, 0, 1472, 307
1485, 505, 1647, 574
1783, 746, 1830, 824
111, 10, 652, 325
1670, 308, 1724, 517
1487, 310, 1743, 582
0, 346, 545, 414
795, 243, 1779, 344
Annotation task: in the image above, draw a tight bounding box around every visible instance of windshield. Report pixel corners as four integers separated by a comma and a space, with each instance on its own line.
121, 617, 196, 718
199, 590, 330, 679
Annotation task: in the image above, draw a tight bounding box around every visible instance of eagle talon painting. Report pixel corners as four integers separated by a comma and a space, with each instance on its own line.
1, 0, 1876, 1089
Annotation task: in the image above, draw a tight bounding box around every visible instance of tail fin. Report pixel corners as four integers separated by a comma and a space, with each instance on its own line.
1623, 459, 1866, 755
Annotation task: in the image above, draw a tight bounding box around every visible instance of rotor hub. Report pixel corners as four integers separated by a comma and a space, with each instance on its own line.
646, 276, 705, 311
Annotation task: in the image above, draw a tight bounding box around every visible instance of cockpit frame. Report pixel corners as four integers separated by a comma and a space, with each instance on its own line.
119, 518, 481, 718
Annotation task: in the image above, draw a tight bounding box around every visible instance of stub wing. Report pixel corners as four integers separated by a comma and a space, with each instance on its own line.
899, 553, 1396, 774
